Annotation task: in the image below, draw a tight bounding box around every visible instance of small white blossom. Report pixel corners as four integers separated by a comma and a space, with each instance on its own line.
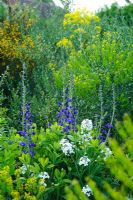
79, 156, 90, 166
38, 172, 50, 179
60, 138, 74, 156
60, 138, 69, 145
81, 119, 93, 132
82, 185, 92, 197
101, 147, 112, 160
21, 164, 28, 174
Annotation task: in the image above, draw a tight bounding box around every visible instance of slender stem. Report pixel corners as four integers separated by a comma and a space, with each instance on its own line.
22, 63, 26, 130
105, 84, 116, 144
98, 85, 104, 136
72, 155, 83, 186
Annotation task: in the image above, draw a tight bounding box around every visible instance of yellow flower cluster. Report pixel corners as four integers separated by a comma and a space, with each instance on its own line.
27, 177, 37, 185
95, 26, 102, 33
24, 192, 37, 200
0, 20, 34, 60
11, 190, 20, 200
14, 169, 21, 177
0, 166, 10, 176
38, 185, 46, 192
63, 9, 100, 27
25, 18, 35, 30
74, 28, 86, 34
57, 37, 73, 48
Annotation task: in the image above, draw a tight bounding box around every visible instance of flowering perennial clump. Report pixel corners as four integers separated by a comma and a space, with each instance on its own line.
60, 138, 75, 156
63, 9, 100, 27
0, 20, 34, 60
82, 184, 93, 197
79, 156, 91, 166
18, 102, 36, 156
57, 87, 77, 133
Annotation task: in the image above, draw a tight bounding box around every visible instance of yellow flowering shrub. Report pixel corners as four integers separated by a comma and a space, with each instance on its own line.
56, 9, 101, 54
0, 20, 35, 60
63, 9, 100, 27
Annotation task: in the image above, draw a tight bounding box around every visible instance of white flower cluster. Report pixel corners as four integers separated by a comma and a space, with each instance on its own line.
102, 147, 112, 161
21, 164, 29, 174
38, 171, 50, 187
79, 156, 90, 166
38, 171, 50, 179
60, 138, 75, 156
81, 119, 93, 132
82, 185, 92, 197
80, 119, 93, 144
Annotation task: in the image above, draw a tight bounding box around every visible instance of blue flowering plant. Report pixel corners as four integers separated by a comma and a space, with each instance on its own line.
18, 102, 36, 157
57, 87, 77, 133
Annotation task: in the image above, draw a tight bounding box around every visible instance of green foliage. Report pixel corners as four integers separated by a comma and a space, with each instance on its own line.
54, 11, 133, 120
1, 2, 132, 123
0, 2, 133, 199
65, 115, 133, 200
0, 120, 113, 199
88, 114, 133, 200
65, 180, 88, 200
0, 1, 8, 21
98, 3, 133, 26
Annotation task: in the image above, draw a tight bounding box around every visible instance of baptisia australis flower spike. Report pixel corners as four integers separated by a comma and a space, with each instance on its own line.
100, 123, 114, 143
18, 102, 36, 157
57, 87, 77, 133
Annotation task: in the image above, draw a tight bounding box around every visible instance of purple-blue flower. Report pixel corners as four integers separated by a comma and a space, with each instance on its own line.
18, 102, 36, 157
105, 123, 113, 129
57, 87, 77, 133
99, 122, 114, 143
20, 141, 26, 147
